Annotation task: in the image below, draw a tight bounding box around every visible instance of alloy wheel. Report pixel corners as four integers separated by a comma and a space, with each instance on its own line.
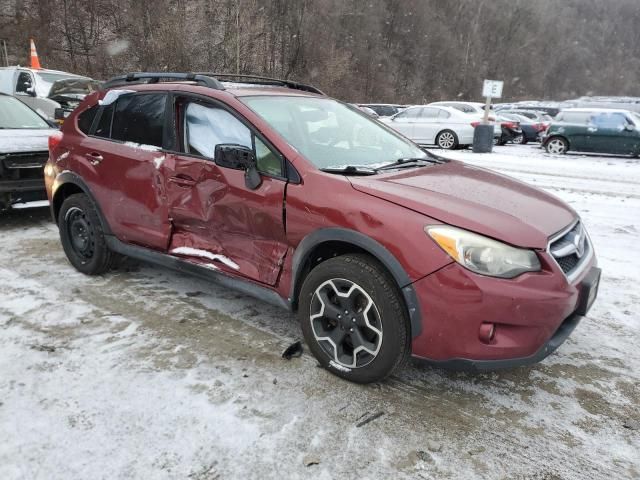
547, 138, 567, 154
309, 278, 383, 368
438, 132, 456, 149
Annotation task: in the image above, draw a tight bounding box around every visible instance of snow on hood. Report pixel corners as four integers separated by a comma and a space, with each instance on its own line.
0, 128, 55, 154
348, 160, 576, 249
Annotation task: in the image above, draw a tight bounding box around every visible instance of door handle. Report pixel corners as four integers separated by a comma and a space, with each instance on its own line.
86, 152, 103, 165
587, 127, 598, 133
168, 175, 197, 187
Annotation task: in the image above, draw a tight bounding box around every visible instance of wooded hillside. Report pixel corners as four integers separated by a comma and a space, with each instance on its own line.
1, 0, 639, 103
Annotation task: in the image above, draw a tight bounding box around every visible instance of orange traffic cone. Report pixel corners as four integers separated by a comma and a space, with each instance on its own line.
30, 39, 41, 69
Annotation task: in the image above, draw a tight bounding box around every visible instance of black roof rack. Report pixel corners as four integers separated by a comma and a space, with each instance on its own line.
197, 73, 324, 95
102, 72, 225, 90
102, 72, 323, 95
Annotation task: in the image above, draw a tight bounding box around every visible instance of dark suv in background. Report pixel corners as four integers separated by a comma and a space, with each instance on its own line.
46, 73, 600, 383
0, 93, 58, 210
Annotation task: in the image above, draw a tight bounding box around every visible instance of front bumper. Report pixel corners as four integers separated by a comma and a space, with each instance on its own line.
416, 312, 582, 371
410, 253, 599, 369
0, 178, 46, 194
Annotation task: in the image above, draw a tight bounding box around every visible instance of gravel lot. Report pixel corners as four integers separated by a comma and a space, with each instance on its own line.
1, 145, 638, 479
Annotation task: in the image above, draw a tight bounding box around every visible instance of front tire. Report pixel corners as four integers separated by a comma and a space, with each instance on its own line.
298, 254, 410, 384
436, 130, 459, 149
545, 136, 569, 154
58, 193, 117, 275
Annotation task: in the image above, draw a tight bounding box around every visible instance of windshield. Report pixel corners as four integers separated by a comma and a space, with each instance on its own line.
241, 96, 427, 169
0, 95, 50, 129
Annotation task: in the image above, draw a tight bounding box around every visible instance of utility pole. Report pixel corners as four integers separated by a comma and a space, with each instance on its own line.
236, 0, 240, 74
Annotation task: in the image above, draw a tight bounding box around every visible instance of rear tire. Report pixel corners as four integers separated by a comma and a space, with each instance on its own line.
58, 193, 117, 275
298, 254, 410, 384
545, 136, 569, 155
436, 130, 459, 149
514, 133, 526, 145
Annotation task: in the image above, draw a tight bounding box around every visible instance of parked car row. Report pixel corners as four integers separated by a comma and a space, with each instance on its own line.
365, 97, 640, 156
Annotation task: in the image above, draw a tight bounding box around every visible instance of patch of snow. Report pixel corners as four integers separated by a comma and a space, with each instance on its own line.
123, 141, 162, 152
170, 247, 240, 270
11, 200, 50, 210
99, 89, 135, 106
152, 155, 166, 169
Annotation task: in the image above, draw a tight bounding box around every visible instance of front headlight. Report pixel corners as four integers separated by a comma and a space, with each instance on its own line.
425, 225, 541, 278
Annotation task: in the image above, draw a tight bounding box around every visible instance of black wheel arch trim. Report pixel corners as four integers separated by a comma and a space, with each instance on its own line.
290, 227, 423, 338
52, 171, 113, 235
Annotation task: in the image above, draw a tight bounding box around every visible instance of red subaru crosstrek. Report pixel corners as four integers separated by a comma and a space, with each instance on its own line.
45, 73, 600, 383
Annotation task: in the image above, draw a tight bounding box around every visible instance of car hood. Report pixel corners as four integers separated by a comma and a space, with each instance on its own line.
0, 129, 54, 154
348, 160, 576, 249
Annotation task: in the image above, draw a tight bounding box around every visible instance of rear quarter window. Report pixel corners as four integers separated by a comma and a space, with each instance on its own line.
77, 105, 99, 134
111, 93, 167, 147
94, 104, 114, 138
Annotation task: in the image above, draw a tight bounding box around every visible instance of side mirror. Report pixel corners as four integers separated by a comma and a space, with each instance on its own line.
624, 123, 635, 132
54, 108, 68, 121
26, 86, 36, 97
214, 144, 262, 190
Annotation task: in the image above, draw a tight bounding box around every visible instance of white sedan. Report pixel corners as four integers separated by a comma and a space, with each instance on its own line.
380, 105, 477, 149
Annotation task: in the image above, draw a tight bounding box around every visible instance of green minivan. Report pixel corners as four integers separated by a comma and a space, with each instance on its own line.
543, 108, 640, 156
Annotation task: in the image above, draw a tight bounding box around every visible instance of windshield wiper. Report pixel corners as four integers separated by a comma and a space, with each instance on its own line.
374, 157, 437, 172
320, 166, 377, 176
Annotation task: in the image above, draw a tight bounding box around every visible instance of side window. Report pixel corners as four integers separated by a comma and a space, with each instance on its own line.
94, 104, 114, 138
183, 102, 282, 176
395, 107, 422, 119
438, 109, 451, 119
111, 93, 166, 147
591, 113, 625, 128
77, 105, 99, 134
420, 108, 440, 119
184, 102, 251, 157
15, 72, 34, 94
255, 137, 282, 176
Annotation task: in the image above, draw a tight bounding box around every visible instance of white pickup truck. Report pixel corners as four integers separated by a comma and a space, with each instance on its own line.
0, 66, 92, 120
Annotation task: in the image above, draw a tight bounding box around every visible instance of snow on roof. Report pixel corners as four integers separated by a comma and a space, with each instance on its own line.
561, 107, 635, 113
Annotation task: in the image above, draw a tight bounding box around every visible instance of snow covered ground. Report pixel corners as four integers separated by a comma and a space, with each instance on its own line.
0, 144, 638, 479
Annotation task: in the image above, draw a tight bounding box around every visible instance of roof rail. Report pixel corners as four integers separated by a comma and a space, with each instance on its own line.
198, 73, 324, 95
102, 72, 225, 90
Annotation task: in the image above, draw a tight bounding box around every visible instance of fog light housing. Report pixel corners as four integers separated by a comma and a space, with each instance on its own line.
479, 322, 496, 344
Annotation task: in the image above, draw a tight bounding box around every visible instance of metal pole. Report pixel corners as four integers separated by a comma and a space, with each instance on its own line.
483, 95, 492, 124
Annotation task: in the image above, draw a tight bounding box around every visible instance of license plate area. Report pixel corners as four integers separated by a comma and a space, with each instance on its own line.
576, 267, 601, 316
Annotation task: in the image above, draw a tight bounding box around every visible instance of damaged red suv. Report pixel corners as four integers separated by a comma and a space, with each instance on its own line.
45, 73, 600, 383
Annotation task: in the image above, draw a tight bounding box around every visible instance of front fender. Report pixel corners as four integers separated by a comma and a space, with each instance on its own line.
290, 227, 424, 337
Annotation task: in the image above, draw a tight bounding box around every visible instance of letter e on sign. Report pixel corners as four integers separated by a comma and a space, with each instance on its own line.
482, 80, 504, 99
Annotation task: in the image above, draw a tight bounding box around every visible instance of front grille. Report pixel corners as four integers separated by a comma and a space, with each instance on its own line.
556, 254, 579, 273
549, 221, 591, 280
0, 151, 48, 181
